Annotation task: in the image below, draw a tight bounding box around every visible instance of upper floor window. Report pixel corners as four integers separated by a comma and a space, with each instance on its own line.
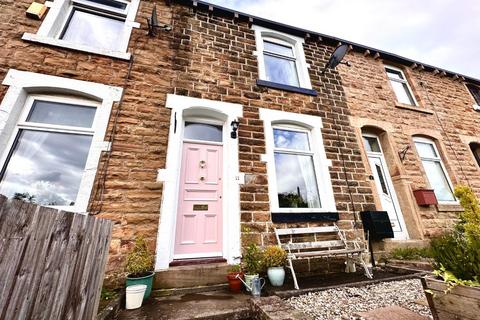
413, 137, 455, 202
466, 83, 480, 110
22, 0, 140, 60
259, 108, 336, 213
0, 69, 122, 212
252, 25, 313, 91
385, 66, 417, 106
470, 143, 480, 167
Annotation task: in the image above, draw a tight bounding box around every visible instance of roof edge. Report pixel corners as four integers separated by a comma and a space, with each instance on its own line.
170, 0, 480, 85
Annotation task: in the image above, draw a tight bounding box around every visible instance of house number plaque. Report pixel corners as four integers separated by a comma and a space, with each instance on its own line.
193, 204, 208, 211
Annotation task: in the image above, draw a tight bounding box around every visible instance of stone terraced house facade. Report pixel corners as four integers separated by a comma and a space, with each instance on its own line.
1, 0, 480, 287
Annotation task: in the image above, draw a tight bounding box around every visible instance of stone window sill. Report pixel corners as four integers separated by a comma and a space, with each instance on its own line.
256, 79, 318, 96
436, 203, 464, 212
22, 33, 131, 61
395, 102, 433, 114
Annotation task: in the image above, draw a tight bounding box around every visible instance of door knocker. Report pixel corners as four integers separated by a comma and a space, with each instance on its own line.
199, 160, 206, 168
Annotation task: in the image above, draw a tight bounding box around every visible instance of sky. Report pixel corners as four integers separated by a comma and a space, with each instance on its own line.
206, 0, 480, 79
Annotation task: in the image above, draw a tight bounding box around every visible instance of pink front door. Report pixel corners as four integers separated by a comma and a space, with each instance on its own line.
174, 142, 223, 258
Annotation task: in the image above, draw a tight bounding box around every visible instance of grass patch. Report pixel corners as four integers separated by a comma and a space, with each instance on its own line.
99, 287, 120, 311
389, 247, 432, 260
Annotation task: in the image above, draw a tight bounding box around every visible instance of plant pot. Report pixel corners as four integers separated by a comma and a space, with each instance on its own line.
227, 272, 244, 293
422, 275, 480, 320
267, 267, 285, 286
244, 274, 258, 292
126, 284, 147, 310
413, 189, 438, 206
126, 271, 154, 300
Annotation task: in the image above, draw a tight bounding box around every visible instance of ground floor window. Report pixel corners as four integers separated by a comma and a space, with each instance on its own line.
273, 127, 321, 208
0, 98, 97, 206
0, 69, 121, 212
413, 137, 455, 202
259, 108, 336, 213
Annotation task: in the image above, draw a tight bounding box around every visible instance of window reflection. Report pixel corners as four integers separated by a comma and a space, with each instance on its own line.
264, 54, 299, 87
273, 128, 309, 150
264, 41, 294, 57
274, 153, 320, 208
184, 122, 223, 142
62, 9, 125, 51
0, 130, 93, 206
27, 100, 96, 128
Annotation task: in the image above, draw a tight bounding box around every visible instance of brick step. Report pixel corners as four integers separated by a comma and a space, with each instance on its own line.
153, 262, 231, 289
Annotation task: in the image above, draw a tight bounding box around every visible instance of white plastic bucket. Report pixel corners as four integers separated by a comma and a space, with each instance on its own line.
126, 284, 147, 310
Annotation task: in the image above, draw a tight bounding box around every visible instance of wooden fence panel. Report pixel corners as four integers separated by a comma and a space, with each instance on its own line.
0, 196, 112, 320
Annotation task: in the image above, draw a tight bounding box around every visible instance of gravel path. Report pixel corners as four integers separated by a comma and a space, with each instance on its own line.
287, 279, 432, 320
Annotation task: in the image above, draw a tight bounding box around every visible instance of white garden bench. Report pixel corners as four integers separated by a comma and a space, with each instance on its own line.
274, 224, 373, 290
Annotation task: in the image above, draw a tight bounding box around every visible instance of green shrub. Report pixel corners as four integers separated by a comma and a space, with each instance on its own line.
242, 244, 263, 275
228, 264, 241, 273
125, 236, 154, 277
389, 247, 432, 260
430, 233, 480, 283
429, 185, 480, 286
263, 246, 287, 268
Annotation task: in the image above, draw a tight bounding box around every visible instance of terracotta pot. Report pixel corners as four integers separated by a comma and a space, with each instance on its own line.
413, 189, 438, 206
227, 272, 243, 293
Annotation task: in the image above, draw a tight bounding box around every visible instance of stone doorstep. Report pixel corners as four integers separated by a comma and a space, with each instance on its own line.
152, 283, 229, 297
386, 259, 433, 272
116, 290, 253, 320
372, 239, 430, 252
355, 305, 430, 320
153, 262, 231, 289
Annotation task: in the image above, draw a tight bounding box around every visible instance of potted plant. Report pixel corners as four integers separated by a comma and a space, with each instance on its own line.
263, 246, 287, 286
125, 236, 155, 300
422, 185, 480, 320
226, 264, 243, 293
242, 244, 263, 291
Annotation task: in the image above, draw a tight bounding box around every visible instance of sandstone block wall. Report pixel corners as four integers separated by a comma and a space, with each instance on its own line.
1, 0, 478, 284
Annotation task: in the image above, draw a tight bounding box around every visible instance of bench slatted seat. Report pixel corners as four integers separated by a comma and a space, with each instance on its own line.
275, 224, 373, 290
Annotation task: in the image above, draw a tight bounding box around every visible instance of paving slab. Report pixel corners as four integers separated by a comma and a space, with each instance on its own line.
356, 305, 430, 320
116, 290, 253, 320
251, 296, 313, 320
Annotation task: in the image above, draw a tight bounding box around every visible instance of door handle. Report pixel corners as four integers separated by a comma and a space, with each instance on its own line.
200, 176, 205, 181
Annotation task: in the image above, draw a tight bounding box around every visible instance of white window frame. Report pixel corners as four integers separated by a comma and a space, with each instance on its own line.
0, 69, 122, 213
385, 65, 418, 106
22, 0, 140, 60
413, 136, 456, 204
465, 83, 480, 111
259, 108, 336, 213
252, 25, 312, 89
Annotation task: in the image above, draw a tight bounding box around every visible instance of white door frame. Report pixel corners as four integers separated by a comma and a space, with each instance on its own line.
363, 133, 409, 240
155, 94, 243, 271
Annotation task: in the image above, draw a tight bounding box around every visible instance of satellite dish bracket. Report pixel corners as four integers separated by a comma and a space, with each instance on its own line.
147, 4, 172, 36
